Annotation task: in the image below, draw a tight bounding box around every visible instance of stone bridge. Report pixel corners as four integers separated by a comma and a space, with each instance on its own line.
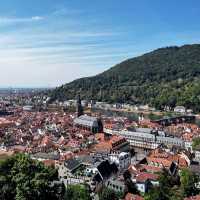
151, 115, 195, 126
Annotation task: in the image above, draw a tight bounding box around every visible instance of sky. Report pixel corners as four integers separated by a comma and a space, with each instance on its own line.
0, 0, 200, 88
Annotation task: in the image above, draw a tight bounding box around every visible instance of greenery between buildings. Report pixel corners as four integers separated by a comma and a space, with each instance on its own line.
192, 137, 200, 150
144, 168, 200, 200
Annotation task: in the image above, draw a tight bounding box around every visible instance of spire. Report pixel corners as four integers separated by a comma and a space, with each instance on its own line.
76, 94, 83, 117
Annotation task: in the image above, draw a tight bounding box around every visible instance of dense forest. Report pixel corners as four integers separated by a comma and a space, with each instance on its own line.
51, 44, 200, 112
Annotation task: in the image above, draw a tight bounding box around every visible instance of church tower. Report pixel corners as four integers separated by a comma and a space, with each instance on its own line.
76, 94, 83, 117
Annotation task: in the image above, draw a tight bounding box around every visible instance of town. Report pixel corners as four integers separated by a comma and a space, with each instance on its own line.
1, 89, 200, 200
1, 0, 200, 199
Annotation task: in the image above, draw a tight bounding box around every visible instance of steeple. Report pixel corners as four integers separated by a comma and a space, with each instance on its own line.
76, 94, 83, 117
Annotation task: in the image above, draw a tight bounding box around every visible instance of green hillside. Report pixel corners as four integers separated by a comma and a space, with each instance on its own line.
51, 44, 200, 112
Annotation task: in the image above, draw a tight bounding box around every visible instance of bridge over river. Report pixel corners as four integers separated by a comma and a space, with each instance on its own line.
151, 115, 195, 126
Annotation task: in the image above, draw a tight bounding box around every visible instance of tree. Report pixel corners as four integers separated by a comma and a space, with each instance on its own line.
99, 187, 119, 200
145, 167, 200, 200
180, 168, 199, 198
192, 137, 200, 150
148, 112, 162, 121
65, 184, 91, 200
144, 187, 161, 200
0, 154, 65, 200
123, 170, 139, 195
144, 169, 180, 200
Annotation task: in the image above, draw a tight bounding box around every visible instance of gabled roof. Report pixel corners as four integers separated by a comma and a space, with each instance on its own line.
136, 172, 159, 183
93, 160, 118, 182
74, 115, 99, 127
64, 158, 81, 171
97, 160, 118, 179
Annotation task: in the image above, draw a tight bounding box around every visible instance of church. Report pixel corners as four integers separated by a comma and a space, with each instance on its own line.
73, 95, 103, 133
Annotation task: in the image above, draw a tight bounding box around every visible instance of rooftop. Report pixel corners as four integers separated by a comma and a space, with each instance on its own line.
74, 115, 99, 127
184, 195, 200, 200
125, 193, 144, 200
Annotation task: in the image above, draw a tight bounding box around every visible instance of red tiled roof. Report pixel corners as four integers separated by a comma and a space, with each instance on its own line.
41, 136, 53, 147
147, 148, 189, 168
125, 193, 144, 200
184, 195, 200, 200
138, 164, 162, 173
147, 157, 172, 168
182, 132, 193, 142
94, 133, 127, 151
136, 172, 159, 183
42, 159, 55, 167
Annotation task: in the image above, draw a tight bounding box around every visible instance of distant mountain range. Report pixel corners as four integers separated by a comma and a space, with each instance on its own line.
51, 44, 200, 112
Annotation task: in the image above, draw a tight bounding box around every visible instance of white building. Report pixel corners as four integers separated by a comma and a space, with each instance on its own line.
118, 130, 184, 149
194, 150, 200, 162
156, 136, 184, 147
184, 141, 193, 151
138, 105, 149, 111
23, 105, 33, 111
106, 178, 125, 193
109, 152, 131, 170
120, 130, 158, 149
174, 106, 186, 114
85, 166, 99, 175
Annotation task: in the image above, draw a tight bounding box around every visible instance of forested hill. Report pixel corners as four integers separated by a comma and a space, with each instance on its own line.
51, 44, 200, 111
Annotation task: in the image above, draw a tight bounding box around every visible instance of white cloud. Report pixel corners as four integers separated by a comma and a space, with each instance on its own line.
0, 16, 44, 25
31, 16, 44, 21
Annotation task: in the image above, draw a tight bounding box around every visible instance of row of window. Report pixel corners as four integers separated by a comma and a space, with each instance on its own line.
123, 134, 183, 147
107, 182, 124, 191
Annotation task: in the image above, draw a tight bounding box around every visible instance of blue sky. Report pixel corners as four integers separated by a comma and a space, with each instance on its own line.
0, 0, 200, 87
